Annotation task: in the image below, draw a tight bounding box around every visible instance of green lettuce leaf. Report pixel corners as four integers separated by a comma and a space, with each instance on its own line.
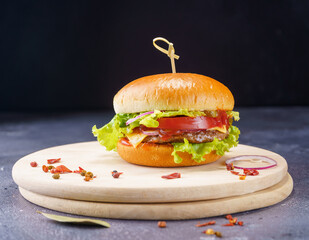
92, 113, 137, 151
227, 111, 240, 121
171, 125, 240, 163
92, 110, 240, 161
92, 109, 207, 150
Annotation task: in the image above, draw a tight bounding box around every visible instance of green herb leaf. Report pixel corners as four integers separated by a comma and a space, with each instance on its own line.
37, 211, 110, 227
171, 126, 240, 163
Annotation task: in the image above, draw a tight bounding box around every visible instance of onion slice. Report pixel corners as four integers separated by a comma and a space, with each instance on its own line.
140, 129, 159, 136
225, 155, 277, 170
126, 111, 154, 125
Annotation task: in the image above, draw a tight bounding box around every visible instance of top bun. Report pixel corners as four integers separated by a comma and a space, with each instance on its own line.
113, 73, 234, 113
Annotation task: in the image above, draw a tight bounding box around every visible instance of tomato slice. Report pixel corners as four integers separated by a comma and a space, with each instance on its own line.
157, 111, 229, 130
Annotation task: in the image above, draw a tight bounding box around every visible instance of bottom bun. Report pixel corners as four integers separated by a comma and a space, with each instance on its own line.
117, 139, 221, 167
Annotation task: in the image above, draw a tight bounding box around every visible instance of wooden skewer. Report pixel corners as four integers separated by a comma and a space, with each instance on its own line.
153, 37, 180, 73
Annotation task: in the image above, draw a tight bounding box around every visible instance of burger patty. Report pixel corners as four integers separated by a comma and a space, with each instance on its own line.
142, 130, 229, 144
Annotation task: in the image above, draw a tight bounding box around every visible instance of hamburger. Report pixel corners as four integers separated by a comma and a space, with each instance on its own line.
93, 73, 240, 167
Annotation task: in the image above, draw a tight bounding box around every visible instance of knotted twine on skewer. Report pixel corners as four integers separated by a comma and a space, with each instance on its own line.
153, 37, 180, 73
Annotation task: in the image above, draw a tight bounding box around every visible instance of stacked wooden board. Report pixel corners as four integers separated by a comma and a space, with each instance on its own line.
12, 142, 293, 220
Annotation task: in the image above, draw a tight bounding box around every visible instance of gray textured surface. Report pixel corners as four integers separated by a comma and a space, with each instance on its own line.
1, 107, 308, 240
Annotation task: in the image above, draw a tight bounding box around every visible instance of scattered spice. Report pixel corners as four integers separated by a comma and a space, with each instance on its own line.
50, 165, 72, 174
223, 214, 245, 227
36, 159, 94, 182
72, 167, 95, 181
239, 175, 246, 180
48, 165, 55, 170
228, 168, 259, 180
42, 165, 48, 173
157, 221, 166, 228
203, 229, 216, 235
84, 176, 92, 181
73, 167, 85, 174
30, 162, 37, 167
243, 168, 259, 176
52, 174, 60, 179
226, 157, 261, 180
215, 231, 222, 238
196, 220, 216, 227
47, 158, 61, 164
226, 162, 234, 171
229, 217, 238, 224
222, 223, 234, 226
85, 172, 94, 178
112, 170, 123, 178
161, 172, 181, 179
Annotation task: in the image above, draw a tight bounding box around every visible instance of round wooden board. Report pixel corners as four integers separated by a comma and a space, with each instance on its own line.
19, 173, 293, 220
13, 142, 288, 203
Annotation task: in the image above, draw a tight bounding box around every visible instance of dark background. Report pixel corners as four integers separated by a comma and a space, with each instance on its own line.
1, 0, 309, 112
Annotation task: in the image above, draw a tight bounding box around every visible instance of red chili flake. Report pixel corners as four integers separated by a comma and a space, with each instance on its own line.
238, 221, 244, 226
229, 217, 238, 224
111, 170, 123, 178
73, 166, 85, 173
225, 214, 233, 220
161, 172, 181, 179
47, 158, 61, 164
30, 162, 37, 167
222, 223, 234, 226
196, 220, 216, 227
243, 169, 259, 176
226, 163, 234, 171
230, 171, 240, 175
50, 165, 72, 174
42, 165, 48, 173
157, 221, 166, 228
239, 175, 246, 180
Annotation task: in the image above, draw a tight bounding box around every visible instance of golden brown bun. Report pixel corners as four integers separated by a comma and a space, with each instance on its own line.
117, 140, 221, 167
113, 73, 234, 113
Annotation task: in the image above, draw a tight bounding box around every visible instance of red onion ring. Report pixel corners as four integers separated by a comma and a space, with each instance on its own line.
225, 155, 277, 170
140, 129, 159, 136
141, 128, 203, 136
126, 111, 154, 125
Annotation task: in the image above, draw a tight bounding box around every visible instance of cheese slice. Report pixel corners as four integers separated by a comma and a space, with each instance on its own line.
126, 132, 148, 148
126, 125, 227, 148
209, 125, 227, 133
